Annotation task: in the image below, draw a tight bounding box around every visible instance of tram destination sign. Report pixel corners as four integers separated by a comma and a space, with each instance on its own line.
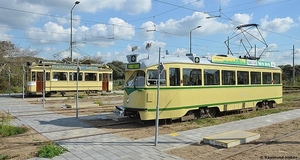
212, 56, 276, 68
127, 63, 140, 69
52, 64, 98, 71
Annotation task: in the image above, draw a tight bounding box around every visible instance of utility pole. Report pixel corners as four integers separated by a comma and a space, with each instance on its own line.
70, 1, 80, 62
189, 26, 201, 54
8, 67, 11, 95
292, 45, 295, 86
22, 65, 25, 100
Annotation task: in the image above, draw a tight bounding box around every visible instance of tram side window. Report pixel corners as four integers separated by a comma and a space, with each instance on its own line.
69, 72, 82, 81
204, 69, 220, 85
147, 70, 166, 86
250, 72, 261, 84
237, 71, 249, 85
99, 74, 103, 81
109, 73, 112, 81
52, 72, 67, 81
169, 68, 180, 86
273, 73, 281, 84
36, 72, 50, 81
262, 72, 272, 84
183, 68, 201, 86
46, 72, 50, 81
222, 70, 235, 85
85, 73, 97, 81
31, 72, 36, 81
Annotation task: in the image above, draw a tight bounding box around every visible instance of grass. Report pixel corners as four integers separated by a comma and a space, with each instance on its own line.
94, 100, 103, 106
283, 92, 300, 102
0, 112, 28, 137
38, 142, 67, 158
78, 95, 85, 99
0, 155, 8, 160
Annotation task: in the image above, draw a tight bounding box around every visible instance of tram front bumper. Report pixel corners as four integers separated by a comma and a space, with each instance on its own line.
114, 106, 125, 116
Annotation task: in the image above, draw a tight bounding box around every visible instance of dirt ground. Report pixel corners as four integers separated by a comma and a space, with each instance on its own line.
0, 119, 50, 160
165, 118, 300, 160
1, 93, 300, 160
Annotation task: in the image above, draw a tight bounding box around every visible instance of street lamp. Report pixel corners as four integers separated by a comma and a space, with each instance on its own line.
70, 1, 80, 62
190, 25, 201, 54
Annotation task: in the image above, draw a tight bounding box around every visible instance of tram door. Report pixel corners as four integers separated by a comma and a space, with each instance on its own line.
36, 72, 44, 92
102, 73, 108, 91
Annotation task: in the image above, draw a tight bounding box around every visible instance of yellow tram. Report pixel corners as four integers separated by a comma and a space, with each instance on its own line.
26, 61, 113, 96
115, 53, 282, 121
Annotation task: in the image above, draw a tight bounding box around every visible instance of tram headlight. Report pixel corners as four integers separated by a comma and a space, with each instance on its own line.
126, 97, 130, 103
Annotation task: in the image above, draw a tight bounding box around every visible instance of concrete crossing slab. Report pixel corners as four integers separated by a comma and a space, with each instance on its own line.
203, 130, 260, 148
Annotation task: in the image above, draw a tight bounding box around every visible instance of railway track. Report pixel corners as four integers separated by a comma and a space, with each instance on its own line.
283, 86, 300, 93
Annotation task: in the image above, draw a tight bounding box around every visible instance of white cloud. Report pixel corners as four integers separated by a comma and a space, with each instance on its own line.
157, 12, 233, 36
7, 0, 152, 15
139, 21, 156, 40
108, 18, 135, 39
25, 22, 69, 44
99, 50, 124, 63
0, 24, 13, 41
0, 0, 48, 28
25, 17, 135, 47
0, 33, 13, 41
260, 15, 294, 33
231, 13, 253, 25
77, 17, 135, 47
172, 48, 188, 55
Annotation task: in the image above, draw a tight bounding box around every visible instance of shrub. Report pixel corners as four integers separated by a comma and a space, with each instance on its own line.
38, 143, 67, 158
0, 154, 8, 160
0, 112, 28, 137
0, 125, 28, 137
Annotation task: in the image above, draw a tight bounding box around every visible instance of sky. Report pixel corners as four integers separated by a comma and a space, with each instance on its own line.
0, 0, 299, 66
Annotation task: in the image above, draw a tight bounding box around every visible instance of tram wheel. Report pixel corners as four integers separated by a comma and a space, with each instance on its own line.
208, 108, 217, 118
268, 101, 276, 108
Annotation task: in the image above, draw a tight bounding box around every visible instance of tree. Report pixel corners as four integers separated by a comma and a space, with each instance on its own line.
61, 55, 104, 65
0, 41, 40, 93
107, 60, 125, 80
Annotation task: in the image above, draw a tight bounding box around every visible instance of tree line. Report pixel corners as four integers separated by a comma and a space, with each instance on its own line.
0, 41, 299, 93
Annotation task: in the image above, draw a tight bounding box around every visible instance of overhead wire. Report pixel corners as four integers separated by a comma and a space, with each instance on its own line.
0, 0, 298, 56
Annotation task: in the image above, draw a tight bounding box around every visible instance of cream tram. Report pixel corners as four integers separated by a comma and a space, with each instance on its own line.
115, 53, 282, 121
26, 61, 113, 96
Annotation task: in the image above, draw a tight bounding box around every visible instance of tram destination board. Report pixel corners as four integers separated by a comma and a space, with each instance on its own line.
127, 63, 140, 69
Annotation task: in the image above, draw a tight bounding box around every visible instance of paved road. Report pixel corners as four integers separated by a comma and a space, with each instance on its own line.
1, 95, 300, 160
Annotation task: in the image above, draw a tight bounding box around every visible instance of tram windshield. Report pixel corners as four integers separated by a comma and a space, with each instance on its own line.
125, 70, 146, 87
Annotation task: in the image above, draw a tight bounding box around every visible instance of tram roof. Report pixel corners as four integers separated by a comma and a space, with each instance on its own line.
139, 54, 211, 67
126, 54, 281, 70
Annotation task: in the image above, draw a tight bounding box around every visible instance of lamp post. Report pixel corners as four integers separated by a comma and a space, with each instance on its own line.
189, 25, 201, 54
70, 1, 80, 62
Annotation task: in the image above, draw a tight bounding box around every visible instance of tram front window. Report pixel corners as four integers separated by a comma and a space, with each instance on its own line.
125, 70, 146, 87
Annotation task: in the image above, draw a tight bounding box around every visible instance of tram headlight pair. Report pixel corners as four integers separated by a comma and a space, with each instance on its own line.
126, 97, 130, 103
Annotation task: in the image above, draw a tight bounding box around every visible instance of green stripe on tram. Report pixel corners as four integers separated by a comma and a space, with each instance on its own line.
143, 96, 282, 112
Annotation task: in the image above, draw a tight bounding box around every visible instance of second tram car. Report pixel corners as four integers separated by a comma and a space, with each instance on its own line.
115, 53, 282, 121
26, 61, 113, 96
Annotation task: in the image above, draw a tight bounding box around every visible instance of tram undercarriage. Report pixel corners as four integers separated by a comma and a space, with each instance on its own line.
115, 100, 277, 122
